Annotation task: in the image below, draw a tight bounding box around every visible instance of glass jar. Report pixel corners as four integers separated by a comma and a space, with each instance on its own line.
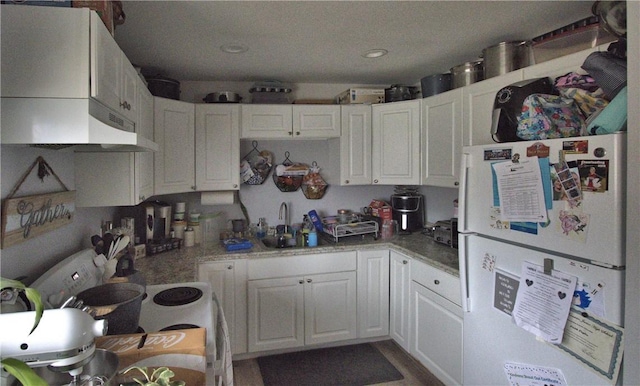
337, 209, 351, 224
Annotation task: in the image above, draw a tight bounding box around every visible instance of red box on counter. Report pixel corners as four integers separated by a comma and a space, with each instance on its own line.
369, 199, 393, 220
96, 328, 207, 385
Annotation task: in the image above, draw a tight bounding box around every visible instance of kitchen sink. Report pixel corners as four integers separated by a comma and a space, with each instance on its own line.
260, 235, 328, 249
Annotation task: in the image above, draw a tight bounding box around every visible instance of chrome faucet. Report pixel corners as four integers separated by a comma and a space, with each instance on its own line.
279, 202, 289, 233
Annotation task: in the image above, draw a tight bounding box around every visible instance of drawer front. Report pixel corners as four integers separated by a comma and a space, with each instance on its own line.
248, 251, 357, 280
411, 260, 461, 306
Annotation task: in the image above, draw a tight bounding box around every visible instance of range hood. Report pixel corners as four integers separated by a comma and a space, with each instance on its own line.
1, 97, 158, 152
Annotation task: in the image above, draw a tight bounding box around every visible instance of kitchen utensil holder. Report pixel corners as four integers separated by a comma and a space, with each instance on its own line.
240, 141, 273, 185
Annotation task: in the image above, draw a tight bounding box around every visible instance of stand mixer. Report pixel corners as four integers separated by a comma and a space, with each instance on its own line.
0, 308, 107, 384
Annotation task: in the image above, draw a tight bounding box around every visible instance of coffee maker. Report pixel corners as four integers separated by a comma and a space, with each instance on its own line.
391, 187, 425, 233
138, 201, 172, 243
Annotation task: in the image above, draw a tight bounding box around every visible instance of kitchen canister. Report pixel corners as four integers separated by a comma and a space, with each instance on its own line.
184, 228, 195, 247
172, 220, 187, 239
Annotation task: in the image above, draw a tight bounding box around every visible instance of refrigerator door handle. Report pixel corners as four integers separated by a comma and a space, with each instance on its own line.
458, 152, 470, 232
459, 233, 471, 313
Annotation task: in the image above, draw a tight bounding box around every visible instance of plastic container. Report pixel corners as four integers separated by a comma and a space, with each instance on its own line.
307, 231, 318, 247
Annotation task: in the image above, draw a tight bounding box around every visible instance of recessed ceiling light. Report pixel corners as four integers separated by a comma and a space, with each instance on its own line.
220, 44, 249, 54
362, 49, 388, 58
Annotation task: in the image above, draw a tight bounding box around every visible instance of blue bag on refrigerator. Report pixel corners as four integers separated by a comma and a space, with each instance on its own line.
516, 94, 586, 140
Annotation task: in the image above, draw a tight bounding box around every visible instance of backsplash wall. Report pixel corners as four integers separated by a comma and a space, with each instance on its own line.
0, 146, 116, 284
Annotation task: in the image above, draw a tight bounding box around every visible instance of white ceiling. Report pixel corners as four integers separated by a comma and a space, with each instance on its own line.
114, 1, 595, 85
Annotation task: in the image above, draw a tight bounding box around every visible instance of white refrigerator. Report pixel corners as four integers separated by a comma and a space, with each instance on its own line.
458, 133, 626, 385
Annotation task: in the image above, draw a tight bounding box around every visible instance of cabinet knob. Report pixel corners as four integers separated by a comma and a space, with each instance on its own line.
373, 179, 379, 184
403, 260, 408, 265
345, 180, 350, 184
227, 265, 233, 270
299, 280, 304, 284
191, 186, 197, 190
296, 131, 301, 136
306, 278, 312, 283
233, 184, 238, 188
434, 279, 440, 285
120, 101, 131, 110
454, 181, 459, 186
289, 131, 294, 136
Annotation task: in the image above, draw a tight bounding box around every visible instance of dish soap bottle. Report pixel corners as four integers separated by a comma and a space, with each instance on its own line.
256, 218, 267, 239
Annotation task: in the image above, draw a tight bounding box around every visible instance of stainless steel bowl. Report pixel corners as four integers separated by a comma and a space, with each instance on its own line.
6, 349, 119, 386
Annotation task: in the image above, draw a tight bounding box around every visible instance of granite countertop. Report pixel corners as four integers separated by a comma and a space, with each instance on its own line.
135, 232, 459, 286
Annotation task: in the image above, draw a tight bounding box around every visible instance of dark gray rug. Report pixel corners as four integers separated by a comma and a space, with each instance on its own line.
257, 343, 404, 386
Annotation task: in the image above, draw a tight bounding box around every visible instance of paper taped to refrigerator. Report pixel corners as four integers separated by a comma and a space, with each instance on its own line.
511, 261, 577, 343
492, 158, 548, 222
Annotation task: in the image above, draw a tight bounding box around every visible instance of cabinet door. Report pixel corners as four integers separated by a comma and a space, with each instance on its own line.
198, 260, 248, 355
195, 104, 240, 191
75, 152, 136, 207
389, 251, 412, 351
248, 277, 305, 352
153, 97, 195, 195
462, 71, 523, 146
422, 89, 463, 188
372, 100, 421, 185
339, 105, 372, 185
136, 81, 154, 202
1, 6, 90, 98
293, 105, 341, 138
304, 271, 357, 345
411, 281, 463, 386
120, 58, 139, 123
241, 105, 293, 138
91, 11, 121, 112
357, 250, 389, 338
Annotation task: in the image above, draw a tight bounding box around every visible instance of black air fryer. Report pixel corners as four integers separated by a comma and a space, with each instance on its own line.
491, 77, 554, 142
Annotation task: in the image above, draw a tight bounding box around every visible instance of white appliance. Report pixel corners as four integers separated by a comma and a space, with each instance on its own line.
458, 133, 626, 385
24, 249, 231, 385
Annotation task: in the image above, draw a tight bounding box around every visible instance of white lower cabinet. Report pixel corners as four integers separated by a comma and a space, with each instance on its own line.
410, 259, 463, 385
248, 271, 357, 352
197, 260, 248, 355
357, 250, 389, 338
246, 252, 357, 353
389, 251, 412, 351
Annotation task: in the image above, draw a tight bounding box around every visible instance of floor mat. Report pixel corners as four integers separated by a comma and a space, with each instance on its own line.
257, 342, 404, 386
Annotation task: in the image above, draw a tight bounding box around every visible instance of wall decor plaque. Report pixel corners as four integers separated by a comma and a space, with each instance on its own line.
1, 157, 75, 249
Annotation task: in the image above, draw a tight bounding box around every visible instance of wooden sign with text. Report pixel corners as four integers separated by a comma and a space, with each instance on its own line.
1, 191, 75, 249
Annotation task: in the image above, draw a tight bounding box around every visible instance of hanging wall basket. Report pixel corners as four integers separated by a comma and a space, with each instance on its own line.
240, 141, 274, 185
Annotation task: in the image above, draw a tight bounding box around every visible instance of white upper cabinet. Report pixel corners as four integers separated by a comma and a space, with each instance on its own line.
241, 105, 340, 139
195, 104, 241, 191
74, 77, 154, 207
154, 97, 196, 195
422, 88, 463, 188
338, 105, 372, 185
1, 6, 90, 98
241, 105, 292, 138
293, 105, 341, 138
90, 10, 137, 124
372, 100, 421, 185
462, 70, 524, 146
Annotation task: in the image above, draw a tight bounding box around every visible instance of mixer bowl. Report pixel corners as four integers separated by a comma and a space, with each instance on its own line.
6, 349, 119, 386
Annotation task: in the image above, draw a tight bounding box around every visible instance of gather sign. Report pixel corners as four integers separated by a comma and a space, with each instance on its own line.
1, 191, 75, 249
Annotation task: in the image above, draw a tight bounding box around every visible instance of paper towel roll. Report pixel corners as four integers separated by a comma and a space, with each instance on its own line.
201, 191, 235, 205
